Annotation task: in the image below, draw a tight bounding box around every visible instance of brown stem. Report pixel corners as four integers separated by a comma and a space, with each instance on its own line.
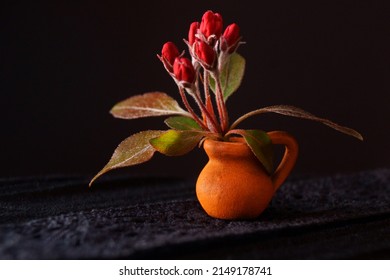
192, 86, 222, 133
214, 72, 229, 133
178, 86, 208, 131
203, 71, 218, 125
194, 73, 208, 124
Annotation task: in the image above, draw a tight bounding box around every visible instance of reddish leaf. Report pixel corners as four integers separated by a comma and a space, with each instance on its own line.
89, 130, 165, 186
231, 105, 363, 141
110, 92, 190, 119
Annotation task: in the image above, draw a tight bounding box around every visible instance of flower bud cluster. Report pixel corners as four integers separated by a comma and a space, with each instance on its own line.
157, 10, 242, 134
158, 10, 241, 87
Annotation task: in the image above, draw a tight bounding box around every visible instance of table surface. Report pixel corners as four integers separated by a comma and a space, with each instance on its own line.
0, 168, 389, 259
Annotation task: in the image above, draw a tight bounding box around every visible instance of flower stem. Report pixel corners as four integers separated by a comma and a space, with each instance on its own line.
229, 109, 265, 130
192, 86, 222, 133
203, 71, 218, 125
213, 71, 229, 133
177, 86, 208, 131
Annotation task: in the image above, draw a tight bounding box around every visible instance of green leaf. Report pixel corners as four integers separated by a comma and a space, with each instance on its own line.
165, 116, 202, 130
230, 105, 363, 141
210, 53, 246, 101
150, 130, 205, 156
110, 92, 190, 119
227, 129, 274, 174
89, 130, 165, 186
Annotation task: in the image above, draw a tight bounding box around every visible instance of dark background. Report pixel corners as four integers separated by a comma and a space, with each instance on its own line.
1, 0, 389, 179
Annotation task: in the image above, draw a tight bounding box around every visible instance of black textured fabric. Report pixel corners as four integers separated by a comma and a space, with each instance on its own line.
0, 169, 389, 259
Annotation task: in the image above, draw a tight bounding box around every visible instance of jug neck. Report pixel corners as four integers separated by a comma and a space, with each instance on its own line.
203, 138, 255, 161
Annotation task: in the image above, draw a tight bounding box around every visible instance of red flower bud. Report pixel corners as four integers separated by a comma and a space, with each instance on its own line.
200, 10, 223, 40
222, 23, 240, 52
161, 42, 180, 66
195, 41, 216, 68
188, 22, 199, 46
173, 57, 196, 84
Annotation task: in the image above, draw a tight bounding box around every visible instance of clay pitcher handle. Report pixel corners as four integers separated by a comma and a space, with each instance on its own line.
268, 131, 299, 191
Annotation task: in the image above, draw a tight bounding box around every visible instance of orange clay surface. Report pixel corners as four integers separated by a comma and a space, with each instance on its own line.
196, 131, 298, 220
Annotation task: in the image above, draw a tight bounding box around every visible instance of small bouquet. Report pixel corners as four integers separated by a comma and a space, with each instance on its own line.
89, 10, 362, 219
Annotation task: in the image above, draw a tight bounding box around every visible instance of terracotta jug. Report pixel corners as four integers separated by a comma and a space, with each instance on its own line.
196, 131, 299, 220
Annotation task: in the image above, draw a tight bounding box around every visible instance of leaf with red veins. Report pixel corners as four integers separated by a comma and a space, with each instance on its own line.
231, 105, 363, 141
110, 92, 191, 119
89, 130, 165, 186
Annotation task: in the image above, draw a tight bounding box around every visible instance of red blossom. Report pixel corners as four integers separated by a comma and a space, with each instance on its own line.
173, 57, 196, 84
195, 41, 216, 68
161, 42, 180, 66
188, 22, 199, 46
200, 10, 223, 40
221, 23, 240, 52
